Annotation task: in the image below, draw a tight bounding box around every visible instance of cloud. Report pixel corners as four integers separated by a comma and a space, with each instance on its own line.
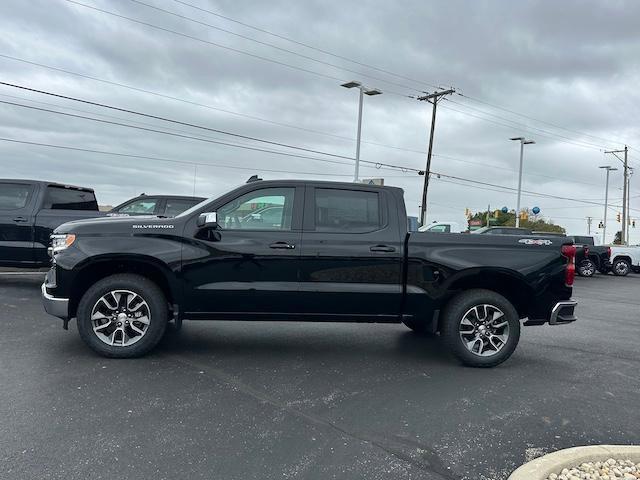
0, 0, 638, 242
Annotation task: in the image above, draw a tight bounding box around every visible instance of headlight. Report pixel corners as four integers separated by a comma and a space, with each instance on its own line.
51, 234, 76, 254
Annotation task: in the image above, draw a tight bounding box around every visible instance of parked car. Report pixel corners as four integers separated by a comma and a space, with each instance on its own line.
0, 179, 104, 268
42, 179, 578, 367
419, 221, 466, 233
109, 194, 206, 217
471, 226, 533, 235
608, 246, 640, 276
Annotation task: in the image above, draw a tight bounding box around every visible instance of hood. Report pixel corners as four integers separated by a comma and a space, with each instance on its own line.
54, 215, 179, 235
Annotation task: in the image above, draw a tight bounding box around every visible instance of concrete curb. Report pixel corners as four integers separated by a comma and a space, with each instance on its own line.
509, 445, 640, 480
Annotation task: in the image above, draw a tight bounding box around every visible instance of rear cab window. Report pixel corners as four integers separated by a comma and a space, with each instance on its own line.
312, 188, 383, 233
44, 186, 98, 211
0, 182, 33, 210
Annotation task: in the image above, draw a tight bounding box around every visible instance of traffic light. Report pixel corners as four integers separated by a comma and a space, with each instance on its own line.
617, 213, 621, 223
598, 221, 604, 229
633, 220, 637, 228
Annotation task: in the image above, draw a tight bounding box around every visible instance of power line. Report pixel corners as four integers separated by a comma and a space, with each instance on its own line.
439, 101, 607, 152
64, 0, 415, 98
0, 98, 422, 174
2, 85, 632, 210
169, 0, 440, 91
125, 0, 424, 94
456, 92, 629, 147
0, 137, 374, 177
446, 97, 611, 150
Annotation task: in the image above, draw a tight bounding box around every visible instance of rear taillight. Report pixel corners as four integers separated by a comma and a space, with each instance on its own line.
584, 246, 589, 256
607, 246, 611, 259
562, 244, 577, 286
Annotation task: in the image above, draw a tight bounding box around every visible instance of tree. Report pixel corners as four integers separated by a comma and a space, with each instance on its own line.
469, 208, 566, 234
613, 231, 622, 245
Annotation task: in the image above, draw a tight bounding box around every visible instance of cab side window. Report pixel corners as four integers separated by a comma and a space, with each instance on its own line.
218, 188, 295, 230
314, 188, 381, 233
117, 198, 159, 215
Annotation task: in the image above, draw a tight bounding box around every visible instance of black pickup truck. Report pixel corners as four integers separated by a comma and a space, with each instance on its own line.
0, 179, 103, 268
42, 179, 578, 367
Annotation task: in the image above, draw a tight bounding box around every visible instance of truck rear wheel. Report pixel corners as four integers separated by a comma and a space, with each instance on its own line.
76, 274, 168, 358
577, 259, 596, 277
440, 289, 520, 368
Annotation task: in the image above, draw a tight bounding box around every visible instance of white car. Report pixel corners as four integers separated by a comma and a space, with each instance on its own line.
419, 221, 465, 233
609, 246, 640, 276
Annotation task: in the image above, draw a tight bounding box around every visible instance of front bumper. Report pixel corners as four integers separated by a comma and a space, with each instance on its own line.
524, 299, 577, 326
41, 283, 70, 320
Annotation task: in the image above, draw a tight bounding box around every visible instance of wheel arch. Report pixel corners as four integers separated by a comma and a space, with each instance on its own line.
68, 255, 179, 318
442, 268, 534, 320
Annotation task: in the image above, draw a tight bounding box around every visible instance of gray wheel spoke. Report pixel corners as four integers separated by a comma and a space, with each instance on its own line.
93, 322, 111, 332
129, 323, 144, 335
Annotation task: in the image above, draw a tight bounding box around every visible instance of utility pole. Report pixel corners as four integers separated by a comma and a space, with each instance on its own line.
605, 146, 628, 244
417, 88, 455, 225
510, 137, 535, 227
627, 167, 634, 242
586, 216, 592, 235
599, 165, 618, 245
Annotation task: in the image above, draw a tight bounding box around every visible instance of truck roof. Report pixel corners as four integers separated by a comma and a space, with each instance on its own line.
0, 178, 95, 192
238, 178, 404, 193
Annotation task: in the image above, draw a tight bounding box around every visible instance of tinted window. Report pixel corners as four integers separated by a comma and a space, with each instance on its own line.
164, 199, 199, 217
116, 198, 159, 215
315, 189, 381, 233
218, 188, 294, 230
0, 183, 32, 210
573, 236, 595, 245
44, 186, 97, 211
426, 224, 450, 233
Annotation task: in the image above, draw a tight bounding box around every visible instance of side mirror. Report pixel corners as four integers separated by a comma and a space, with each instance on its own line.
197, 212, 218, 229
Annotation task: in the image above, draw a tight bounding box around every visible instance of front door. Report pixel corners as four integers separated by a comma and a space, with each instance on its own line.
0, 182, 35, 266
181, 185, 304, 318
297, 186, 404, 320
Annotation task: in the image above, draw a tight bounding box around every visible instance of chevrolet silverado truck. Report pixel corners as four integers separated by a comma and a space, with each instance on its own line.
42, 179, 578, 367
0, 179, 103, 268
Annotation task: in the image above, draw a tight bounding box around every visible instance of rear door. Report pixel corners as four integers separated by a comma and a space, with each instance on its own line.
297, 185, 404, 320
0, 181, 36, 265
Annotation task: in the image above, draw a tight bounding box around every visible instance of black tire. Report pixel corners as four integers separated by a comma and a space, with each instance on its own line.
612, 258, 631, 277
77, 274, 168, 358
440, 289, 521, 368
402, 318, 436, 336
577, 259, 596, 277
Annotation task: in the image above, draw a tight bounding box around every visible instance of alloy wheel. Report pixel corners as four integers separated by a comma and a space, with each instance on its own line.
90, 290, 151, 347
459, 304, 510, 357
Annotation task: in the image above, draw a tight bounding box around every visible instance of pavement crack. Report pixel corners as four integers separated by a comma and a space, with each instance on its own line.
168, 354, 457, 479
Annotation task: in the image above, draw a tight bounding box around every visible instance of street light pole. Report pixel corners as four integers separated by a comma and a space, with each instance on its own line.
341, 81, 382, 183
510, 137, 535, 228
599, 165, 618, 245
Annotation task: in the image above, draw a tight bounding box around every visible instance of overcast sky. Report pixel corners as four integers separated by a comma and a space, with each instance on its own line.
1, 0, 639, 242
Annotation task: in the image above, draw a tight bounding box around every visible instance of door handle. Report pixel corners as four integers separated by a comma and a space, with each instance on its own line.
12, 216, 28, 223
269, 241, 296, 250
370, 245, 396, 253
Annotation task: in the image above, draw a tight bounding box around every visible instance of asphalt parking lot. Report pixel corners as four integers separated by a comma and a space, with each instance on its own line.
1, 274, 638, 480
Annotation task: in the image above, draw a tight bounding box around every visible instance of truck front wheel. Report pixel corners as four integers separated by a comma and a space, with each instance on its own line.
612, 258, 631, 276
440, 289, 521, 368
76, 274, 168, 358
